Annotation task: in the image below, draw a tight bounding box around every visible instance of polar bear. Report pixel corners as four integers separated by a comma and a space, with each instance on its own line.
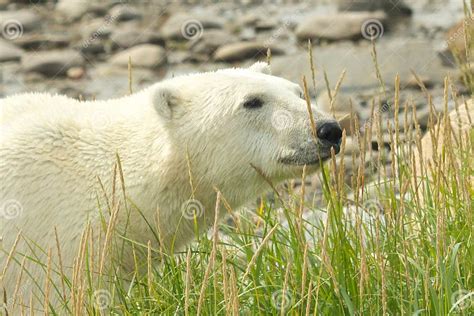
0, 62, 341, 311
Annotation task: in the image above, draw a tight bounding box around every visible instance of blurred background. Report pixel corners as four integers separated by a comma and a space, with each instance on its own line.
0, 0, 470, 99
0, 0, 471, 202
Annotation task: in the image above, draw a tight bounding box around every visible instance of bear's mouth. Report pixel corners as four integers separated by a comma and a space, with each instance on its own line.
278, 143, 340, 166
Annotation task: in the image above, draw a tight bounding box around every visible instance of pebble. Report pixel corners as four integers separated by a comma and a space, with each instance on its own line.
214, 41, 283, 62
21, 50, 84, 77
160, 13, 224, 41
110, 28, 165, 50
0, 39, 23, 62
295, 11, 387, 41
0, 9, 41, 33
67, 66, 85, 80
109, 44, 166, 68
108, 4, 143, 22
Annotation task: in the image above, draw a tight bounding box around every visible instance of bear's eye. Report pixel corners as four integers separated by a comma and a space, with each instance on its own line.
243, 98, 263, 109
299, 91, 306, 100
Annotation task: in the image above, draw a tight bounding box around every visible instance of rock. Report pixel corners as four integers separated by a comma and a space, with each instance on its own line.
21, 50, 84, 77
188, 29, 236, 56
110, 28, 165, 50
66, 66, 85, 79
337, 0, 412, 15
271, 40, 454, 95
295, 11, 386, 41
12, 33, 71, 50
238, 12, 260, 27
337, 0, 385, 11
0, 39, 23, 62
444, 18, 473, 64
334, 112, 355, 136
55, 0, 86, 21
160, 13, 224, 41
0, 9, 41, 34
317, 90, 356, 114
213, 41, 283, 62
255, 19, 278, 32
341, 136, 361, 155
81, 18, 114, 41
404, 74, 434, 89
76, 39, 107, 56
55, 0, 106, 22
239, 27, 256, 41
414, 98, 473, 183
167, 51, 196, 64
109, 44, 166, 68
108, 4, 142, 22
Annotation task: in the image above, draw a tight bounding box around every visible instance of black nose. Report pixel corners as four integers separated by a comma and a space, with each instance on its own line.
317, 122, 342, 145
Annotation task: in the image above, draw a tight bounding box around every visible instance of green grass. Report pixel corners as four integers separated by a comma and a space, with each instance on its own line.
91, 141, 472, 316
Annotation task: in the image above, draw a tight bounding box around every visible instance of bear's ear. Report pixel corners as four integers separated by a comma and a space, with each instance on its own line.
151, 86, 178, 120
248, 62, 271, 75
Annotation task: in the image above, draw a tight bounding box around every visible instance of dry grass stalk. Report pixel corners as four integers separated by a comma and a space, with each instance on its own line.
184, 248, 192, 316
241, 224, 279, 281
302, 76, 317, 139
196, 191, 221, 315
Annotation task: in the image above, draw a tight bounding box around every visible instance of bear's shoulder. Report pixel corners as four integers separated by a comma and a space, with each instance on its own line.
1, 92, 79, 126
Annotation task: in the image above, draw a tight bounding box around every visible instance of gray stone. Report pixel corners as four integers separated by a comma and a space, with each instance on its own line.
295, 11, 386, 41
21, 50, 84, 77
109, 44, 166, 68
66, 66, 85, 80
0, 9, 41, 33
239, 27, 256, 41
337, 0, 412, 15
55, 0, 104, 22
81, 18, 114, 41
160, 13, 224, 41
110, 28, 165, 50
255, 19, 278, 32
77, 41, 106, 56
317, 90, 355, 114
188, 29, 236, 56
214, 41, 283, 62
108, 4, 142, 22
337, 0, 385, 11
271, 39, 453, 95
12, 33, 71, 50
0, 39, 23, 62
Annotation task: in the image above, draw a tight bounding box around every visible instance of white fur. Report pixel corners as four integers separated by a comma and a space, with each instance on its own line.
0, 62, 336, 309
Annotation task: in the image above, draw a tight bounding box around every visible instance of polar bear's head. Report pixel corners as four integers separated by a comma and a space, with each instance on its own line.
151, 62, 342, 189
